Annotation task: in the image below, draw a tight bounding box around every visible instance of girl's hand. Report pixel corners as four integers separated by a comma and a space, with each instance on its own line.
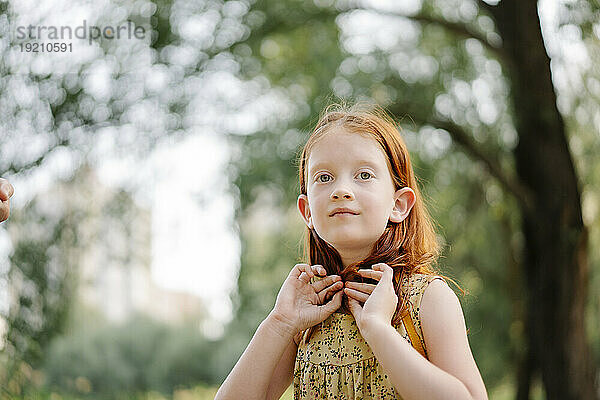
345, 263, 398, 332
272, 264, 344, 335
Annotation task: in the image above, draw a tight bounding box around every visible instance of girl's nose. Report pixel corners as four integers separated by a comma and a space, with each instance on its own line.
331, 186, 354, 200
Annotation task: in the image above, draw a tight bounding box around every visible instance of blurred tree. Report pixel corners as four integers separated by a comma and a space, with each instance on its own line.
474, 2, 598, 399
44, 314, 220, 397
1, 0, 264, 394
2, 198, 79, 395
0, 164, 156, 395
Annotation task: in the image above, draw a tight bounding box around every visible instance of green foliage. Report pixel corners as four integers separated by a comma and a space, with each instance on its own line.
3, 209, 78, 371
0, 381, 223, 400
150, 0, 178, 51
43, 315, 223, 397
1, 0, 598, 397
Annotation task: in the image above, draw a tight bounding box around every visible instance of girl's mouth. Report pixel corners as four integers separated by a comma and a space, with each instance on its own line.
329, 208, 360, 217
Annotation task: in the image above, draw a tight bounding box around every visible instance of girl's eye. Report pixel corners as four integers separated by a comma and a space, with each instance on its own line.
359, 171, 372, 180
317, 174, 332, 183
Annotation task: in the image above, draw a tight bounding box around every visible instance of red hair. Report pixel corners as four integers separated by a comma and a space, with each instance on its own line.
298, 103, 459, 343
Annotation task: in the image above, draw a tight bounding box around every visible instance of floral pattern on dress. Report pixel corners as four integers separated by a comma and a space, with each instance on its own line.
293, 273, 445, 399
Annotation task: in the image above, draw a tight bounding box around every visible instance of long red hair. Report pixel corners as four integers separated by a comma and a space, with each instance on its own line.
298, 103, 459, 342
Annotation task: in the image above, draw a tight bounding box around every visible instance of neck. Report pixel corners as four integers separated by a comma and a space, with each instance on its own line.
337, 246, 372, 268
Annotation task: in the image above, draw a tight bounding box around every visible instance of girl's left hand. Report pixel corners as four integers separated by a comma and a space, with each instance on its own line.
345, 263, 398, 332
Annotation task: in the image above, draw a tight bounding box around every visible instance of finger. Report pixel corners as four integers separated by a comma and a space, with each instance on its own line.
0, 201, 8, 222
296, 264, 325, 283
344, 281, 375, 294
346, 296, 362, 317
344, 288, 369, 303
357, 269, 383, 281
312, 265, 326, 276
372, 263, 393, 283
297, 267, 314, 284
290, 264, 313, 281
303, 265, 326, 284
311, 274, 341, 292
0, 180, 14, 200
317, 290, 343, 320
299, 272, 310, 283
300, 266, 327, 285
317, 281, 343, 303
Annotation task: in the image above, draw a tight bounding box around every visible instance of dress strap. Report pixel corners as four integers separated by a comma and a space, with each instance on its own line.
401, 311, 427, 359
398, 274, 447, 360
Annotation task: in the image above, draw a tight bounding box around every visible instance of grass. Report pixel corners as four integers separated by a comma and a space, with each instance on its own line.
3, 384, 295, 400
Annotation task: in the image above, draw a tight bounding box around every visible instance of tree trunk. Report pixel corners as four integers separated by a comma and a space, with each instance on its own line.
489, 1, 598, 398
515, 322, 533, 400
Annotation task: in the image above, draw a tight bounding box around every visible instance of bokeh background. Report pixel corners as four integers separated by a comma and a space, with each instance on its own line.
0, 0, 599, 399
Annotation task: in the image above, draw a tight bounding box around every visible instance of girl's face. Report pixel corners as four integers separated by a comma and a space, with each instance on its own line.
298, 129, 415, 267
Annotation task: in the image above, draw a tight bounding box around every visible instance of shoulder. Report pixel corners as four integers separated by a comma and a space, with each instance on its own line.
420, 278, 463, 328
422, 277, 458, 303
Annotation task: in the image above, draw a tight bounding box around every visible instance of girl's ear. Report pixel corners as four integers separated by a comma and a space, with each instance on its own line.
297, 194, 314, 229
389, 187, 416, 223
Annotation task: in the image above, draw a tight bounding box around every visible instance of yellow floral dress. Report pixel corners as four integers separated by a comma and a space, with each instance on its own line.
293, 273, 444, 399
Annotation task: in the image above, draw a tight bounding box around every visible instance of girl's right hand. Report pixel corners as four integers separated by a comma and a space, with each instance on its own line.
271, 264, 344, 334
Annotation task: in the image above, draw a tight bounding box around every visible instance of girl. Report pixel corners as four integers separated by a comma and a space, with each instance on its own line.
216, 104, 488, 400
